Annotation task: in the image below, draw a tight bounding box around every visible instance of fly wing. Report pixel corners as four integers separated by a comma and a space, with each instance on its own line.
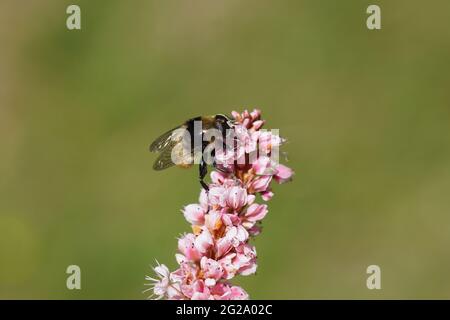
151, 126, 193, 171
153, 147, 177, 170
149, 127, 182, 152
152, 139, 194, 170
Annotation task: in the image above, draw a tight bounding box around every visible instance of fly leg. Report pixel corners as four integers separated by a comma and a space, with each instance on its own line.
212, 159, 230, 174
199, 157, 209, 191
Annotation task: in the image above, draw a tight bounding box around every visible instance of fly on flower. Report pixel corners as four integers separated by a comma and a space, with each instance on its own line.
149, 114, 235, 190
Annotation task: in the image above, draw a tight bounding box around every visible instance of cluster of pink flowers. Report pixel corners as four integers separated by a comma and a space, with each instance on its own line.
145, 109, 293, 300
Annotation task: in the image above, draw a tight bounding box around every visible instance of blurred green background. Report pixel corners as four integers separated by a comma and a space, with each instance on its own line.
1, 0, 450, 299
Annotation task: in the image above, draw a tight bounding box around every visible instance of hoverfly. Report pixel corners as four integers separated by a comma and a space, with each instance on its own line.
149, 114, 235, 190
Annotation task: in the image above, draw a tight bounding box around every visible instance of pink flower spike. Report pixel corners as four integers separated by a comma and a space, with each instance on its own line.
147, 109, 293, 300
